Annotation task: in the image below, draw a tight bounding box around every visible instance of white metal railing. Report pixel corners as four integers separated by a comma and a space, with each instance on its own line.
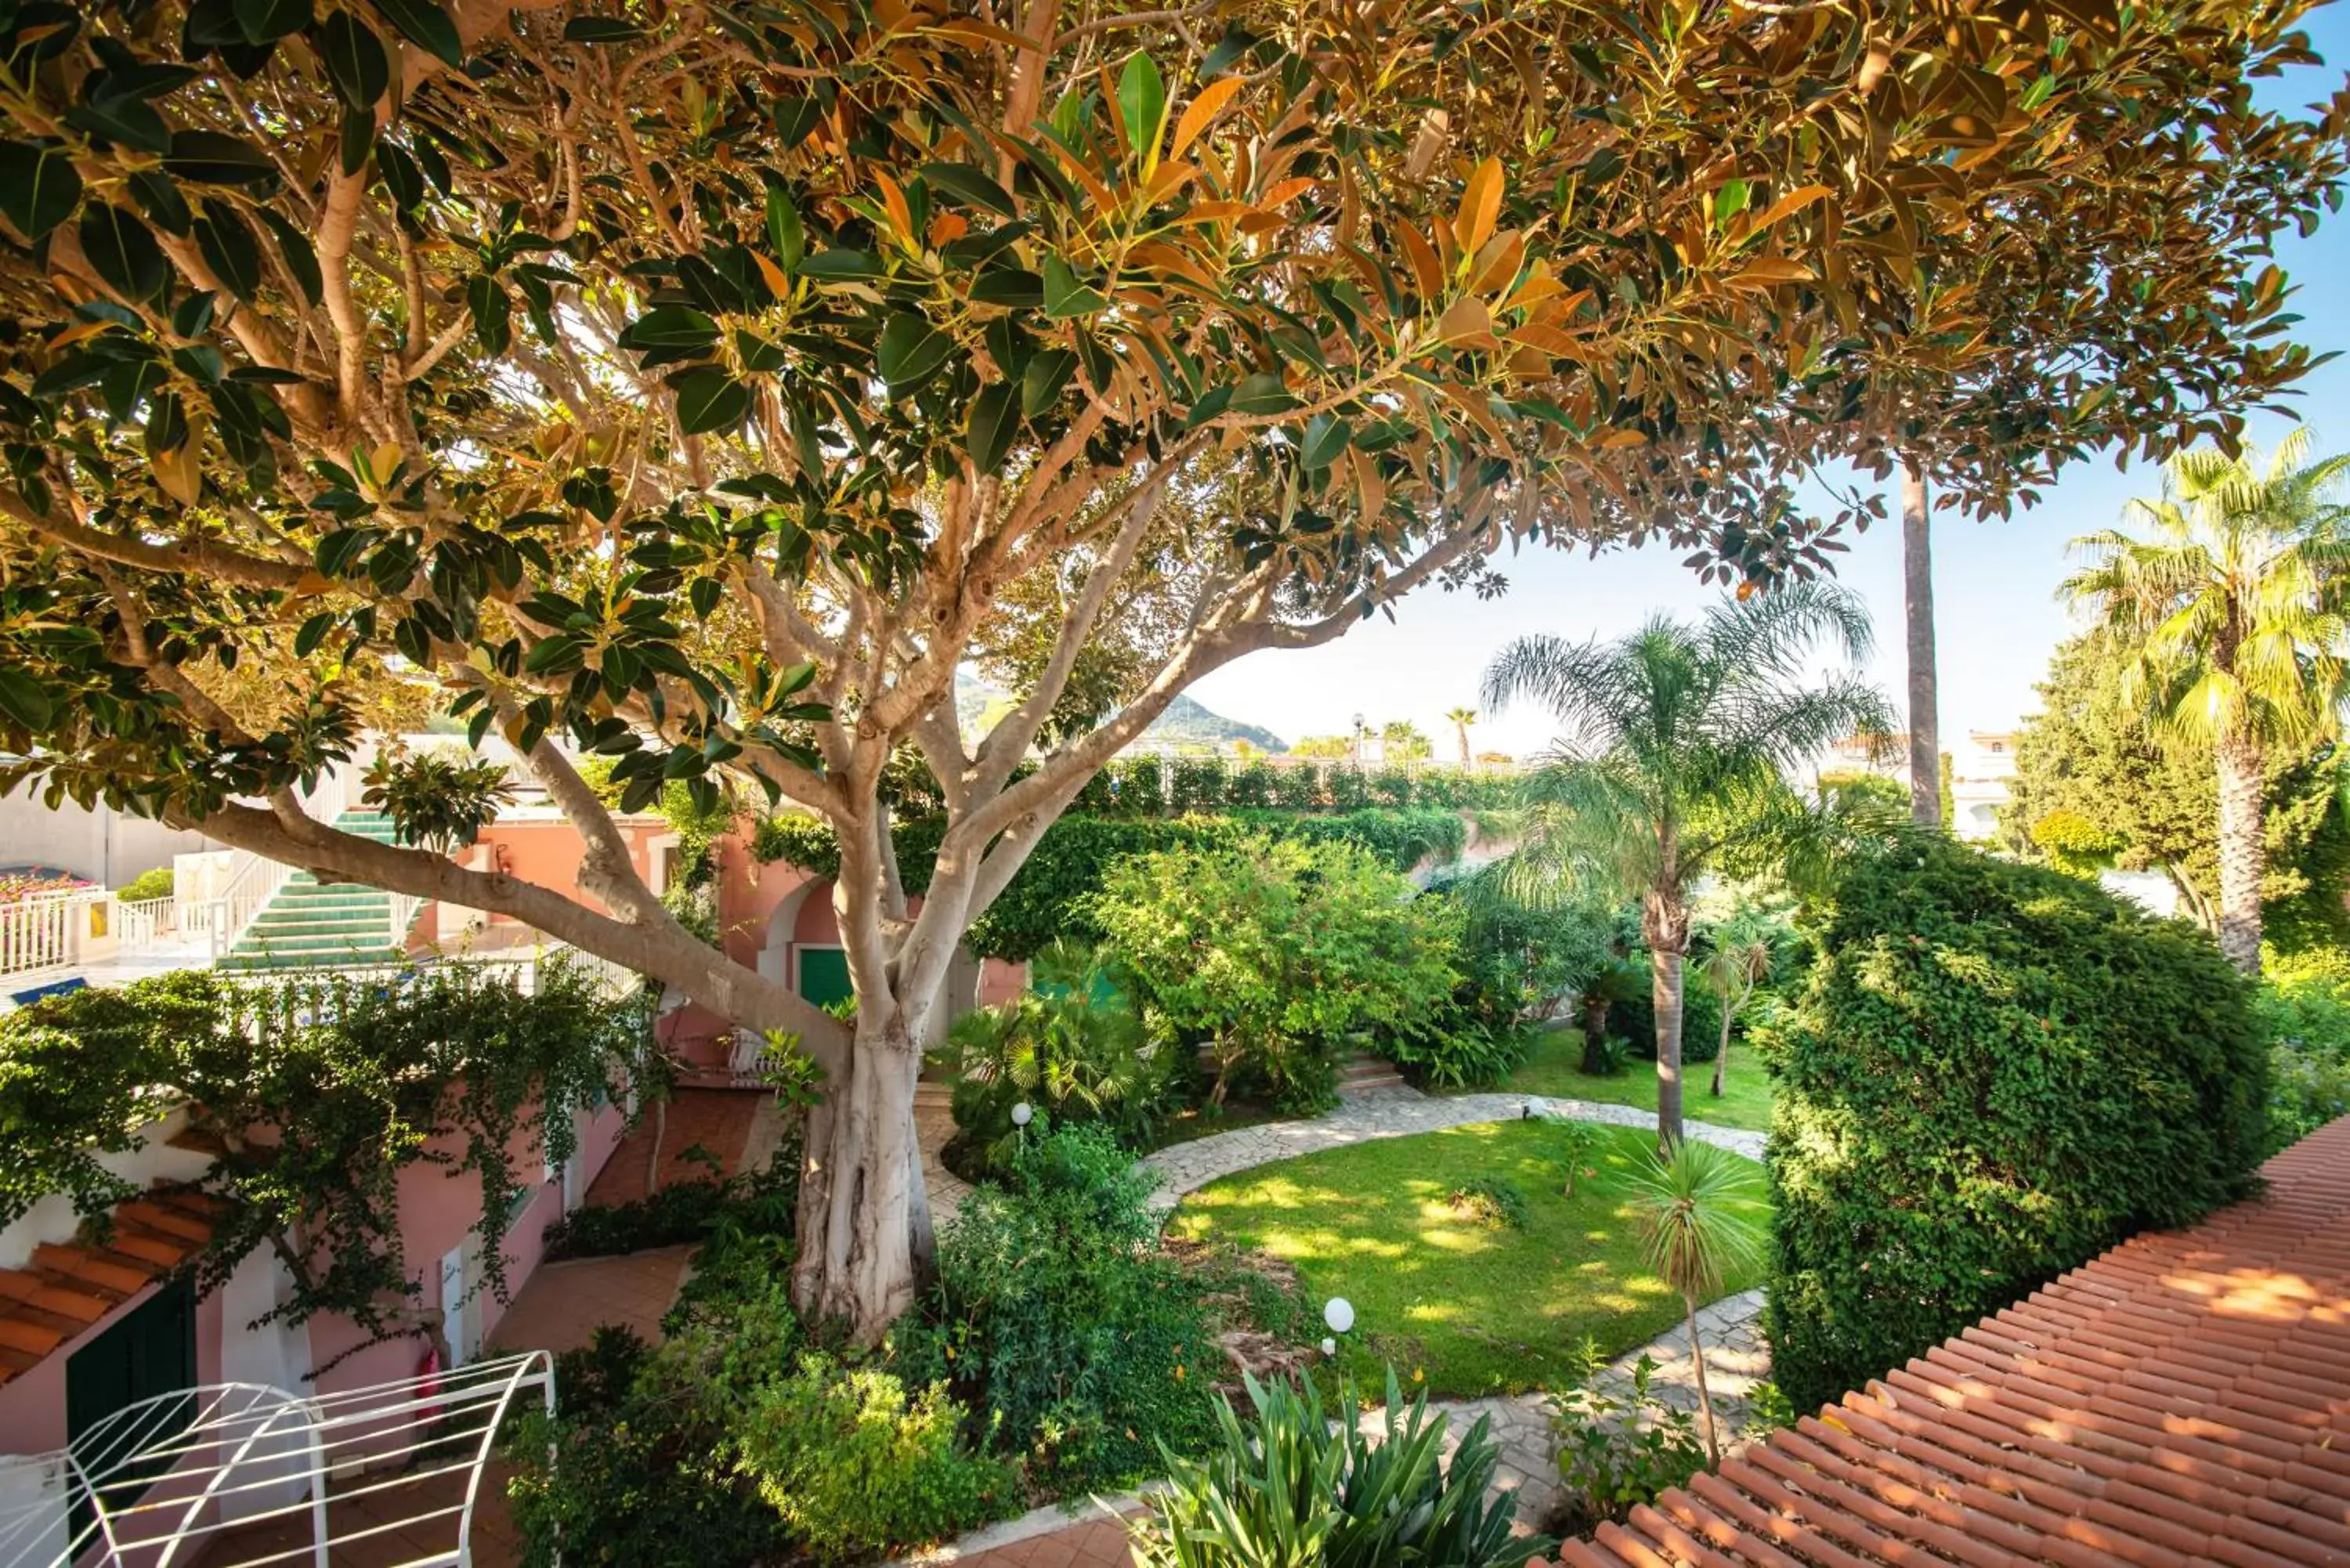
200, 767, 362, 963
114, 896, 179, 949
0, 1351, 555, 1568
0, 893, 77, 980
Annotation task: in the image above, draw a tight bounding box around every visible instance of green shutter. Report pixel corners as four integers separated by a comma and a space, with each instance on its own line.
66, 1276, 198, 1538
795, 947, 852, 1010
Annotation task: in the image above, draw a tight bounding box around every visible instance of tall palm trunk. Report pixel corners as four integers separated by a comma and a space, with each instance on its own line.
1685, 1292, 1721, 1465
1644, 887, 1689, 1148
1578, 988, 1612, 1075
1901, 454, 1940, 828
1710, 1002, 1733, 1097
2214, 732, 2266, 973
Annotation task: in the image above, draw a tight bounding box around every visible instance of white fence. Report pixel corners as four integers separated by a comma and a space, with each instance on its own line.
0, 894, 77, 981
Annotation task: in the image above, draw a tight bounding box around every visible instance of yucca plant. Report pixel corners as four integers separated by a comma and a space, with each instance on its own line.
1625, 1141, 1768, 1465
1130, 1369, 1545, 1568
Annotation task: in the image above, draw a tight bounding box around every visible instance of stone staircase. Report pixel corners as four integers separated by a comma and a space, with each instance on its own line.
1338, 1050, 1405, 1093
215, 810, 411, 971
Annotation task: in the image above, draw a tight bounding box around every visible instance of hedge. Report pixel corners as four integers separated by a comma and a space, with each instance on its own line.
747, 807, 1466, 962
1762, 838, 2269, 1412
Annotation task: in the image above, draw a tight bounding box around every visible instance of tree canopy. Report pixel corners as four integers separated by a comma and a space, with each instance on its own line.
0, 0, 2343, 1335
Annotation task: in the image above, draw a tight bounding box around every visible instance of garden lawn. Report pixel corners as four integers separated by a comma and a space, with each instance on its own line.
1496, 1025, 1776, 1133
1165, 1119, 1769, 1398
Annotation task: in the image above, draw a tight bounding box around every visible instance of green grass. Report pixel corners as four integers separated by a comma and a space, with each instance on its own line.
1166, 1118, 1769, 1398
1493, 1025, 1777, 1133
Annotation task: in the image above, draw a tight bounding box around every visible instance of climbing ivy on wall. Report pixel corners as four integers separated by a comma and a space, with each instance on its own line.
0, 960, 654, 1362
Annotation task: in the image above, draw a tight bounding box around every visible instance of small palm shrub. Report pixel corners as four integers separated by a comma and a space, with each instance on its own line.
945, 943, 1172, 1175
1131, 1370, 1545, 1568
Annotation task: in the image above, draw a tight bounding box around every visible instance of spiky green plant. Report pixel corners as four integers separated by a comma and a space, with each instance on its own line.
1625, 1140, 1768, 1465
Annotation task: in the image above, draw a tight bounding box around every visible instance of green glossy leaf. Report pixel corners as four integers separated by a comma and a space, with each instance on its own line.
172, 291, 218, 338
144, 391, 190, 457
969, 268, 1043, 309
467, 275, 512, 354
1229, 371, 1296, 416
876, 313, 953, 393
616, 305, 720, 354
194, 208, 262, 301
257, 209, 322, 305
367, 0, 463, 69
964, 381, 1020, 473
764, 186, 804, 269
1118, 50, 1166, 158
1042, 255, 1107, 320
234, 0, 312, 43
316, 10, 389, 109
1299, 412, 1350, 470
0, 141, 81, 243
164, 131, 279, 187
796, 249, 883, 280
921, 162, 1018, 219
671, 367, 750, 434
339, 108, 374, 177
1021, 349, 1076, 417
0, 669, 55, 732
79, 204, 168, 304
126, 170, 192, 237
295, 611, 335, 657
63, 100, 172, 156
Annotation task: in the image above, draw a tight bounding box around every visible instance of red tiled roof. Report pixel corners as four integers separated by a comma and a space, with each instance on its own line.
1560, 1115, 2350, 1568
0, 1185, 221, 1386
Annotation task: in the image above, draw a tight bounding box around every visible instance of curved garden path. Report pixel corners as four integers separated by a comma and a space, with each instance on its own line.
900, 1084, 1774, 1563
1138, 1083, 1769, 1216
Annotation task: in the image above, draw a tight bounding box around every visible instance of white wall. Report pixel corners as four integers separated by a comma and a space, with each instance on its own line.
0, 793, 215, 887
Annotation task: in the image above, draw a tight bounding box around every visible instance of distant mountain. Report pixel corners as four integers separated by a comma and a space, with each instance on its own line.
1145, 695, 1288, 754
953, 673, 1286, 753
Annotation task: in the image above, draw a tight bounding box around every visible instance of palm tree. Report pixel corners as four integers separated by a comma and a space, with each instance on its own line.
2063, 432, 2350, 973
1900, 454, 1942, 827
1627, 1139, 1767, 1466
1444, 706, 1478, 768
1482, 582, 1892, 1145
1695, 912, 1781, 1098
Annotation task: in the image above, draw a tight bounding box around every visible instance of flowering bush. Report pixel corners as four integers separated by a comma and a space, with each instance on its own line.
0, 870, 90, 902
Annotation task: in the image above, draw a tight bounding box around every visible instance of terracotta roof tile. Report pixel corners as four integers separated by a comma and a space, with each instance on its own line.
0, 1182, 214, 1387
1556, 1115, 2350, 1568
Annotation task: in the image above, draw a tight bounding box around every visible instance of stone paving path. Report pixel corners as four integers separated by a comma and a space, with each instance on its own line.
1138, 1085, 1767, 1216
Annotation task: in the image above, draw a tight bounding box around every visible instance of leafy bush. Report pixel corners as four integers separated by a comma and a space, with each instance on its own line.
361, 747, 515, 851
1448, 1175, 1528, 1230
736, 1357, 1018, 1563
1548, 1355, 1710, 1532
117, 865, 174, 902
1131, 1370, 1542, 1568
1089, 836, 1465, 1113
1170, 757, 1227, 811
2255, 953, 2350, 1153
1547, 1118, 1601, 1197
1763, 839, 2269, 1411
945, 945, 1174, 1175
541, 1158, 798, 1262
1605, 952, 1724, 1064
895, 1126, 1219, 1494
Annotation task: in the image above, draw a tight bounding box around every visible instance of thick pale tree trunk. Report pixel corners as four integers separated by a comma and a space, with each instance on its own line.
2214, 732, 2266, 974
1900, 454, 1940, 828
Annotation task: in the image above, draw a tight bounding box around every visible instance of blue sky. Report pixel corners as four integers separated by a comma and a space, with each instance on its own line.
1192, 13, 2350, 757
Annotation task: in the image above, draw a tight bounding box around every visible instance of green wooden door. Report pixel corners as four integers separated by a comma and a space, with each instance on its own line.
67, 1276, 197, 1537
796, 947, 852, 1010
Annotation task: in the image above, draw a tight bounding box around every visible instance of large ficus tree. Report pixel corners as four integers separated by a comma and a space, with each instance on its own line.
0, 0, 2339, 1336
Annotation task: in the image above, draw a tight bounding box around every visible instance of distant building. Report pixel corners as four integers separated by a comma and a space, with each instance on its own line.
1949, 731, 2017, 842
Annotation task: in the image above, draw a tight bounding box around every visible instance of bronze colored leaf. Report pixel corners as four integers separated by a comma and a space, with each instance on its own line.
1453, 157, 1503, 257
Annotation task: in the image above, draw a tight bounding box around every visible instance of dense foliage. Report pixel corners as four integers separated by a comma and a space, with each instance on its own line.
541, 1158, 799, 1262
753, 807, 1466, 963
1090, 836, 1463, 1112
2006, 631, 2350, 953
944, 944, 1175, 1175
1763, 839, 2269, 1411
2257, 952, 2350, 1154
1548, 1356, 1711, 1533
896, 1126, 1220, 1494
1132, 1369, 1542, 1568
0, 959, 650, 1349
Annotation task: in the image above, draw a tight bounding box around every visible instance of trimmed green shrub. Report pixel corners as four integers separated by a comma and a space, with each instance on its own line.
895, 1126, 1220, 1494
1762, 839, 2269, 1411
1606, 952, 1725, 1065
736, 1357, 1018, 1563
117, 865, 174, 901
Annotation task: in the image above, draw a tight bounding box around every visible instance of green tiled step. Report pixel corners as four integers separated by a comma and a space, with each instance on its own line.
215, 807, 415, 972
